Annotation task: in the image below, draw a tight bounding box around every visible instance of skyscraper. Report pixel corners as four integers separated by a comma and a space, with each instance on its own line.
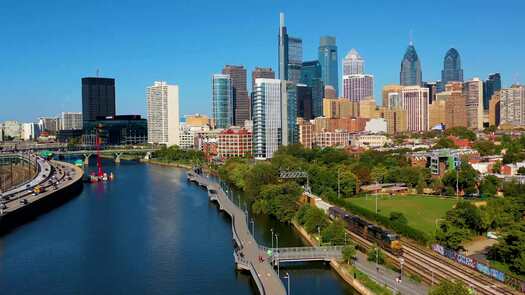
297, 84, 313, 120
146, 81, 180, 146
483, 73, 501, 111
400, 43, 422, 86
318, 36, 338, 95
222, 65, 249, 125
500, 85, 525, 126
463, 78, 484, 130
300, 60, 324, 117
81, 77, 116, 122
60, 112, 83, 130
252, 67, 275, 91
401, 86, 429, 132
342, 48, 364, 76
382, 85, 402, 108
253, 79, 296, 160
278, 13, 302, 84
212, 74, 233, 129
441, 48, 463, 85
343, 74, 374, 102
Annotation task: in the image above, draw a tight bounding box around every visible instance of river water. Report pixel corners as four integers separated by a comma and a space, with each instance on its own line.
0, 160, 355, 294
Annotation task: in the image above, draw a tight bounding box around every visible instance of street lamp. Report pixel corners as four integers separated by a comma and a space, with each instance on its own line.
317, 226, 321, 245
250, 218, 255, 237
283, 272, 290, 295
276, 233, 280, 276
399, 257, 404, 280
271, 228, 274, 249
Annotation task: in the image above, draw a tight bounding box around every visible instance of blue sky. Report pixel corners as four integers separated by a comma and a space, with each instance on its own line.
1, 0, 524, 122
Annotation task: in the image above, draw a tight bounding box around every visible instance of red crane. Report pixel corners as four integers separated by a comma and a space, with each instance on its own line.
95, 124, 104, 177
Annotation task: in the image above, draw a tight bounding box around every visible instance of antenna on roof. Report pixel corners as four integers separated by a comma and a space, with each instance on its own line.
409, 30, 413, 46
96, 68, 100, 78
514, 72, 521, 85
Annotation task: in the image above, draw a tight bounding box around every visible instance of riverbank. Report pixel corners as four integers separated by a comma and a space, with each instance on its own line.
142, 159, 193, 170
291, 220, 374, 295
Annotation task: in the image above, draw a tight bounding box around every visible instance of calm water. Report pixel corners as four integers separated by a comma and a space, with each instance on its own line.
0, 160, 355, 294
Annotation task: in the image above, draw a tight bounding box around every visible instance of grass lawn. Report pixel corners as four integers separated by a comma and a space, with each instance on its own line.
347, 195, 458, 237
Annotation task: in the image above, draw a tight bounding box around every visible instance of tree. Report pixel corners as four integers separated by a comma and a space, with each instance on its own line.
321, 220, 346, 245
488, 222, 525, 275
429, 280, 471, 295
434, 137, 458, 149
389, 212, 408, 225
435, 222, 471, 250
367, 246, 385, 265
338, 167, 358, 197
295, 204, 311, 225
444, 127, 476, 141
479, 175, 500, 197
473, 140, 499, 156
442, 161, 479, 195
342, 244, 356, 264
304, 207, 329, 233
492, 161, 502, 174
370, 165, 388, 184
253, 182, 302, 222
518, 167, 525, 175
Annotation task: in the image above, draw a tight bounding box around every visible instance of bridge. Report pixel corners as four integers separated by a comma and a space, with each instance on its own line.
54, 148, 159, 164
187, 171, 344, 295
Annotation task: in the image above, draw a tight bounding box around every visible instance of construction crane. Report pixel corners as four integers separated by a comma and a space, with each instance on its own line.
279, 170, 311, 193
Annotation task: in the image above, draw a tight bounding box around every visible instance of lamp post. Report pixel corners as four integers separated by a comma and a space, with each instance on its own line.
399, 257, 404, 280
318, 226, 321, 245
271, 228, 274, 249
283, 272, 290, 295
276, 233, 280, 276
250, 218, 255, 237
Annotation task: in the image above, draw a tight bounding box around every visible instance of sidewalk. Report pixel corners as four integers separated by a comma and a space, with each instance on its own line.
352, 251, 428, 295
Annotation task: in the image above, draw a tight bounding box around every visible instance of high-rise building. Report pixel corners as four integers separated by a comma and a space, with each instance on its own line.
222, 65, 250, 125
382, 85, 402, 108
423, 81, 439, 103
81, 77, 116, 122
483, 73, 501, 111
401, 86, 429, 132
21, 122, 40, 140
489, 92, 501, 127
212, 74, 233, 129
300, 60, 324, 117
297, 84, 313, 120
146, 81, 180, 146
342, 48, 364, 76
358, 97, 378, 119
38, 117, 60, 134
428, 100, 446, 128
252, 79, 296, 160
463, 78, 484, 130
400, 43, 422, 86
343, 74, 374, 102
318, 36, 338, 95
500, 85, 525, 126
252, 67, 275, 91
436, 91, 468, 129
1, 121, 22, 139
378, 107, 407, 134
278, 13, 302, 84
61, 112, 83, 130
324, 85, 337, 99
441, 48, 463, 85
322, 98, 359, 118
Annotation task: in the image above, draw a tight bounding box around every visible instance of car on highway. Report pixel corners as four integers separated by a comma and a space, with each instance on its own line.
20, 199, 28, 205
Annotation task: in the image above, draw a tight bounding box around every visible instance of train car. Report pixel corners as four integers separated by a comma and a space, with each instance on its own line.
328, 206, 350, 221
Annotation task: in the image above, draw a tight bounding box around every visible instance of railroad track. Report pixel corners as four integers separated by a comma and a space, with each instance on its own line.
402, 242, 517, 295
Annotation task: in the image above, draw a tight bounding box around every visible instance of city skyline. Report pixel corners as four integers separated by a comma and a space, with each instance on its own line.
1, 0, 525, 122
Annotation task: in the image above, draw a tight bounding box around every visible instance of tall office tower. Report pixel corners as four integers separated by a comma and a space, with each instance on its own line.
436, 91, 468, 128
318, 36, 339, 95
342, 48, 364, 76
378, 107, 408, 134
483, 73, 501, 111
297, 84, 313, 120
423, 81, 438, 103
324, 85, 337, 99
146, 81, 180, 146
81, 77, 116, 122
382, 85, 402, 108
278, 13, 302, 84
463, 78, 484, 130
489, 92, 501, 127
212, 74, 233, 129
428, 100, 446, 127
343, 74, 374, 102
400, 43, 422, 86
300, 60, 324, 117
359, 97, 378, 119
251, 67, 275, 91
401, 86, 429, 132
60, 112, 83, 130
441, 48, 463, 85
253, 79, 296, 160
500, 85, 525, 126
222, 65, 249, 125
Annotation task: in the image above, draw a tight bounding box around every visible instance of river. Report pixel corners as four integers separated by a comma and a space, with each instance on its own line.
0, 160, 356, 294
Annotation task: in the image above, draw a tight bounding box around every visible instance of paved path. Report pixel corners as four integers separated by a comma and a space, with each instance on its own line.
189, 172, 286, 295
352, 251, 428, 295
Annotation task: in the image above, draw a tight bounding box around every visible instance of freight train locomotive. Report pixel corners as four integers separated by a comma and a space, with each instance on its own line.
328, 206, 403, 256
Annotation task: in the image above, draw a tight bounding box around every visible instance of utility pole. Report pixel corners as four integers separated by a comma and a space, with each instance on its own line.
276, 233, 279, 276
283, 272, 290, 295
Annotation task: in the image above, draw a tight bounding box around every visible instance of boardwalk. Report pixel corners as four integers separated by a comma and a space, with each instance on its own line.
188, 171, 286, 295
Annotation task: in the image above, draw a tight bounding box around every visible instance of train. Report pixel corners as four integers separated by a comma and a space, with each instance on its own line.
327, 205, 403, 256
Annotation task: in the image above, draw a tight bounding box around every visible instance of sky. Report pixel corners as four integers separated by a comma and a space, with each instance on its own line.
1, 0, 524, 122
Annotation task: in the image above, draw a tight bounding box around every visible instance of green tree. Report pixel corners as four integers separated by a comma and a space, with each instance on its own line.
435, 222, 471, 250
444, 127, 476, 141
321, 220, 347, 245
389, 212, 408, 225
295, 204, 311, 225
370, 165, 388, 184
304, 207, 329, 233
473, 140, 499, 156
244, 162, 278, 197
342, 244, 356, 264
518, 167, 525, 175
479, 175, 500, 197
492, 161, 502, 174
367, 246, 385, 265
434, 137, 459, 149
253, 182, 302, 222
488, 222, 525, 275
338, 167, 358, 197
429, 280, 471, 295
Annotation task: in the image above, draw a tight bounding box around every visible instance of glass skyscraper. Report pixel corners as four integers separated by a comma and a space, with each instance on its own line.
82, 77, 116, 123
483, 73, 501, 111
212, 74, 233, 129
400, 43, 422, 86
441, 48, 463, 85
287, 37, 303, 84
318, 36, 338, 95
300, 60, 324, 117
